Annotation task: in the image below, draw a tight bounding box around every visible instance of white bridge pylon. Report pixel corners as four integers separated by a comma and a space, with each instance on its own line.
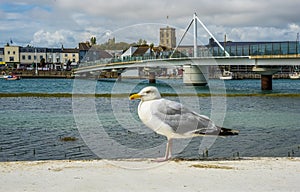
171, 12, 230, 58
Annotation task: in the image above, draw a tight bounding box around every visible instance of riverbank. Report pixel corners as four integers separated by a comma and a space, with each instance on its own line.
3, 69, 294, 79
1, 157, 299, 192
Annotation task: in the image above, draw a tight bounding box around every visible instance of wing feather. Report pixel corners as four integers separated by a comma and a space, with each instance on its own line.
151, 99, 219, 135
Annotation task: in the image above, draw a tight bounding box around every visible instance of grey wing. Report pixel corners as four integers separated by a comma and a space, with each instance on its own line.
152, 99, 219, 135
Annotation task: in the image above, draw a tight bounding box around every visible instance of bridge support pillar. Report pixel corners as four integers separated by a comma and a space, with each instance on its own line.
117, 73, 122, 82
149, 72, 156, 84
252, 67, 280, 90
183, 65, 208, 86
261, 75, 273, 90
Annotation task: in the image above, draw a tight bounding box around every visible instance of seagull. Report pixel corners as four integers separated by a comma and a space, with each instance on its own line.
129, 86, 238, 162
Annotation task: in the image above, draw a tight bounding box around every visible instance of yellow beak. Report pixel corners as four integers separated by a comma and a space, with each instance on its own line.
129, 93, 141, 100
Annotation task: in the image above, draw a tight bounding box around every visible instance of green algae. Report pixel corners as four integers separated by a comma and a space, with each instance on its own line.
0, 92, 299, 98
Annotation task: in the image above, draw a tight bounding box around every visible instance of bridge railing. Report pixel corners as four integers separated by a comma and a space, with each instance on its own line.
79, 53, 191, 67
78, 41, 300, 68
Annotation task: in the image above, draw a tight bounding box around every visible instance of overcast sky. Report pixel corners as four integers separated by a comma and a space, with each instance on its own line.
1, 0, 300, 48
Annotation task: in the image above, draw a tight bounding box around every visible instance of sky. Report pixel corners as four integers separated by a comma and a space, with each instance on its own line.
1, 0, 300, 48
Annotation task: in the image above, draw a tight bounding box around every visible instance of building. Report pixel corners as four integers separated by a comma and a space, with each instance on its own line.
0, 48, 4, 66
46, 48, 62, 69
208, 38, 300, 56
159, 26, 176, 49
61, 48, 79, 64
20, 46, 47, 69
4, 45, 20, 68
120, 45, 156, 61
78, 42, 92, 63
61, 48, 79, 70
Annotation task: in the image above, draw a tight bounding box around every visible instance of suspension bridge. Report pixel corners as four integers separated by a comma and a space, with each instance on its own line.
74, 13, 300, 90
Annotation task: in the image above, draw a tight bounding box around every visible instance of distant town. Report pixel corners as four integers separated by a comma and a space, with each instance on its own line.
1, 26, 299, 79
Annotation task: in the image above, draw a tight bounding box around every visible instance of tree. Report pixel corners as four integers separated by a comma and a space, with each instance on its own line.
66, 59, 72, 71
90, 37, 97, 45
40, 58, 46, 68
137, 39, 147, 45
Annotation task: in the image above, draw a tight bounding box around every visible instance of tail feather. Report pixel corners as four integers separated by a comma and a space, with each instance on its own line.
193, 127, 239, 136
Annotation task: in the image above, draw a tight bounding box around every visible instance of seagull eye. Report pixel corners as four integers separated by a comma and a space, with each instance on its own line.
145, 90, 151, 94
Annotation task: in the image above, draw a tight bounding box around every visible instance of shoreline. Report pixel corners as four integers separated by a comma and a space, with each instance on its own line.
1, 92, 300, 98
1, 157, 299, 192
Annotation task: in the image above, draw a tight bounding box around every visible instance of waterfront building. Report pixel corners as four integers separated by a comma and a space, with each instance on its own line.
20, 46, 47, 69
0, 48, 4, 66
79, 42, 92, 63
4, 45, 20, 68
206, 38, 300, 75
160, 26, 176, 49
46, 48, 62, 70
61, 48, 79, 70
208, 38, 300, 57
61, 48, 79, 64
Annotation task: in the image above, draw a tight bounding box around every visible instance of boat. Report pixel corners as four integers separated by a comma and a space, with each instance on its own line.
219, 70, 233, 80
0, 75, 9, 79
289, 72, 300, 80
5, 75, 21, 80
0, 71, 8, 79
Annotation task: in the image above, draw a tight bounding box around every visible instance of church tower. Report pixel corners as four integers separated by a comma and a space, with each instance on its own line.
159, 26, 176, 49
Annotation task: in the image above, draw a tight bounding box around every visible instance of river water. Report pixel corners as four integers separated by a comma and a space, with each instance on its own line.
0, 78, 299, 161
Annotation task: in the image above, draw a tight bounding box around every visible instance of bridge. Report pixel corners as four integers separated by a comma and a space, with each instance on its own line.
74, 13, 300, 90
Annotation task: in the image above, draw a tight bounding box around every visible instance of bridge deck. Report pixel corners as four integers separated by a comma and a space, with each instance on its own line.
75, 55, 300, 74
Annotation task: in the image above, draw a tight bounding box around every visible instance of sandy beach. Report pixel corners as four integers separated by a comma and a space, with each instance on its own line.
0, 157, 299, 192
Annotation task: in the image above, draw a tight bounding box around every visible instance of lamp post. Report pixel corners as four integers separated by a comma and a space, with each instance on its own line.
35, 47, 38, 75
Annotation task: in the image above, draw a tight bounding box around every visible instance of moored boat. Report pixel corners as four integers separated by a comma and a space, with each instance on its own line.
219, 70, 233, 80
5, 75, 21, 80
289, 72, 300, 80
0, 75, 9, 79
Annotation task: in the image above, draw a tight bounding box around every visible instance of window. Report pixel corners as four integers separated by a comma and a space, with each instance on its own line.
13, 51, 16, 55
7, 51, 10, 54
40, 56, 43, 60
9, 57, 14, 62
65, 54, 68, 57
72, 54, 75, 57
28, 55, 32, 60
72, 59, 76, 62
22, 55, 25, 60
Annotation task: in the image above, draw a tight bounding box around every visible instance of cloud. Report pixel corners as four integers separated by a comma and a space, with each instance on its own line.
1, 0, 300, 47
31, 30, 76, 47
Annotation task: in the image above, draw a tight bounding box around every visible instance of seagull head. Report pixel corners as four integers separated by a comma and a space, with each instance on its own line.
129, 86, 161, 101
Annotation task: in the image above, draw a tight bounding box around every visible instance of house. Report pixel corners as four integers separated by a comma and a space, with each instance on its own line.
0, 48, 4, 67
80, 46, 112, 64
61, 48, 79, 70
20, 46, 47, 69
46, 48, 62, 70
4, 45, 20, 68
78, 42, 113, 65
121, 45, 152, 61
78, 42, 92, 63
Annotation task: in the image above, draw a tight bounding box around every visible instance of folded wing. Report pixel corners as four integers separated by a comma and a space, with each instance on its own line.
151, 99, 220, 136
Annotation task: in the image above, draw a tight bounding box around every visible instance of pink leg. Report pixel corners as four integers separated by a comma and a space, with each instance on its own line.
153, 139, 172, 162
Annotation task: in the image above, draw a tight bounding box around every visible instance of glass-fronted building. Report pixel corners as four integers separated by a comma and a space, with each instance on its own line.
208, 39, 300, 57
